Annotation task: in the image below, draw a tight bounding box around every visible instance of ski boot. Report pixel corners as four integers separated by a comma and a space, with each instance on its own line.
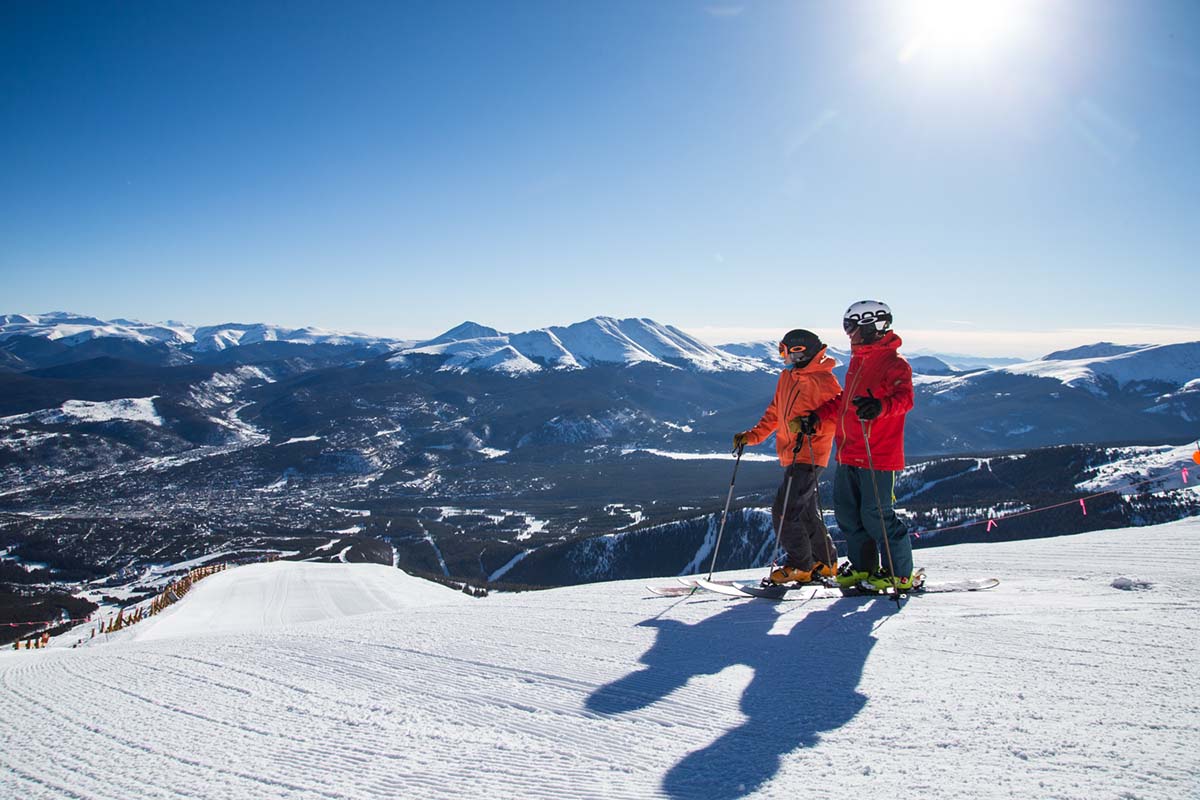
765, 565, 816, 586
834, 561, 871, 588
864, 567, 925, 593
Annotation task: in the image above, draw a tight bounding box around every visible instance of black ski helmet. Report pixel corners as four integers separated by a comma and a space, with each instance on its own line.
778, 329, 824, 367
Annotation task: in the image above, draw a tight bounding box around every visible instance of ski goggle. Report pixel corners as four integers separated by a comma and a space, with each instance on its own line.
779, 342, 809, 361
843, 312, 887, 333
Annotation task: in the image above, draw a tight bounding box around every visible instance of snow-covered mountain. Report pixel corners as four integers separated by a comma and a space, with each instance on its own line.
930, 341, 1200, 394
0, 312, 194, 346
4, 518, 1197, 799
0, 312, 398, 369
391, 317, 761, 374
1008, 341, 1200, 396
1, 313, 766, 374
190, 322, 394, 352
0, 312, 396, 350
1041, 342, 1147, 361
923, 342, 1200, 407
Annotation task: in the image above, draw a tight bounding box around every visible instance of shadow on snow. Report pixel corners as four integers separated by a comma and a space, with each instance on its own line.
586, 597, 887, 799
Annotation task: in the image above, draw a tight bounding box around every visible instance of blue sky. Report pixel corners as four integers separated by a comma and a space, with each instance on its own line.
2, 1, 1197, 357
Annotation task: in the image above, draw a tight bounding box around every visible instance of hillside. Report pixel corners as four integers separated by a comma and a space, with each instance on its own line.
2, 310, 1197, 602
2, 519, 1197, 799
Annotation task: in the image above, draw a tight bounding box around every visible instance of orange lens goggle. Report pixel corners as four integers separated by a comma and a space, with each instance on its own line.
779, 343, 808, 356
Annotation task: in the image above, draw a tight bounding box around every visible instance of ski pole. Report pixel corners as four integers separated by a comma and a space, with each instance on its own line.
860, 418, 902, 605
705, 444, 745, 581
806, 434, 835, 571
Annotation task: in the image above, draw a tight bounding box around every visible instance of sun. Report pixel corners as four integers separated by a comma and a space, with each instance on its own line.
898, 0, 1029, 64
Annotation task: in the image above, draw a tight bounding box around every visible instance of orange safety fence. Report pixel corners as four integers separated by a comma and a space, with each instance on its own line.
10, 562, 232, 650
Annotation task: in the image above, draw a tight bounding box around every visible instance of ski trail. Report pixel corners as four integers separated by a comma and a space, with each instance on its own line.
1, 519, 1198, 799
416, 518, 450, 575
489, 547, 534, 582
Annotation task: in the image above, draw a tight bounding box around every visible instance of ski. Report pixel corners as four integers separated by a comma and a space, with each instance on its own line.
905, 577, 999, 593
695, 575, 999, 601
646, 576, 736, 596
676, 576, 737, 588
695, 578, 847, 599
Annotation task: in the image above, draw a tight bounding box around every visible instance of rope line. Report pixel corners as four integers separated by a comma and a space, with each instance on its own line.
906, 464, 1196, 538
804, 460, 1195, 550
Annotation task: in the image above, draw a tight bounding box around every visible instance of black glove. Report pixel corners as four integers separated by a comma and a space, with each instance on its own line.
852, 391, 883, 421
732, 431, 749, 452
788, 411, 820, 436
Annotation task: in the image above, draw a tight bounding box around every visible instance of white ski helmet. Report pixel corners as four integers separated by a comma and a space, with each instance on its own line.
842, 300, 893, 335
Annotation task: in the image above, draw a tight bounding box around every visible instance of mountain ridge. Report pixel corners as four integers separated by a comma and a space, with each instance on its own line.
396, 316, 761, 374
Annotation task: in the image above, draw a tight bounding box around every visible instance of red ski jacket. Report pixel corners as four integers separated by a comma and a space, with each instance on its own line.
815, 332, 913, 471
744, 347, 842, 467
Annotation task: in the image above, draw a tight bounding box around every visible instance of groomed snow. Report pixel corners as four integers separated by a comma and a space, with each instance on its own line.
129, 561, 468, 642
2, 519, 1198, 799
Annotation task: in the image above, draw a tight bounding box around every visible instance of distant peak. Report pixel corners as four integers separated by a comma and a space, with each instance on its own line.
1041, 342, 1147, 362
40, 311, 106, 323
422, 321, 504, 346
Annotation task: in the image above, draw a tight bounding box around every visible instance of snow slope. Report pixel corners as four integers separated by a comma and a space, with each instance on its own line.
128, 562, 469, 642
0, 397, 163, 427
2, 519, 1199, 799
1076, 442, 1198, 494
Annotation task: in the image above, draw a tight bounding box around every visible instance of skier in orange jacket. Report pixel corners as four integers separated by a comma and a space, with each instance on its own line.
733, 329, 842, 584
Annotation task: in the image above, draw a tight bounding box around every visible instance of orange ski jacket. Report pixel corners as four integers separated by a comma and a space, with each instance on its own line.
815, 332, 913, 471
744, 347, 842, 467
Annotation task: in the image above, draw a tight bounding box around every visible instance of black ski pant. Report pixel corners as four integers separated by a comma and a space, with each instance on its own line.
771, 464, 836, 570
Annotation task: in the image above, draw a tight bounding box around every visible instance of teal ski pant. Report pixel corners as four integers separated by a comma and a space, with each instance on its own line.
833, 464, 913, 579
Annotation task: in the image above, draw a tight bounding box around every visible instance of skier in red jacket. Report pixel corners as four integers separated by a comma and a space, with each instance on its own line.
810, 300, 917, 591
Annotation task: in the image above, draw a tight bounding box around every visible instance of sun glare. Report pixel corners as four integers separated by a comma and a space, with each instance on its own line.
898, 0, 1029, 64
